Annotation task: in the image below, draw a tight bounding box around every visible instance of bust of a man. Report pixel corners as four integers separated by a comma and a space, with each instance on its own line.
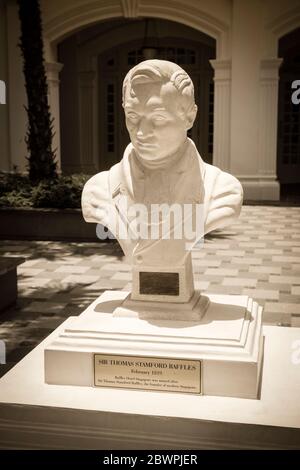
82, 60, 243, 303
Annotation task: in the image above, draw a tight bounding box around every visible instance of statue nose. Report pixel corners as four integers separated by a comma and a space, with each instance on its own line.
137, 117, 152, 137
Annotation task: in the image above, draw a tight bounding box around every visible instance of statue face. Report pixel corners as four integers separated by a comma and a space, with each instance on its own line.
124, 81, 190, 164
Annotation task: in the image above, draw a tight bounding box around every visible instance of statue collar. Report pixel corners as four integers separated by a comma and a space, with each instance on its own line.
120, 138, 206, 201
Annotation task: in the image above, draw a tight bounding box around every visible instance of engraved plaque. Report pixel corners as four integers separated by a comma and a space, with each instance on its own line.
139, 272, 179, 296
94, 354, 201, 394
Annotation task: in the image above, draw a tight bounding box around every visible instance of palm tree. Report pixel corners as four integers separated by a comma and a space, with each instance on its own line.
17, 0, 57, 183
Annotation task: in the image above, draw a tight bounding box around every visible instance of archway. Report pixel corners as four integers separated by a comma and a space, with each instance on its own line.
58, 18, 216, 173
42, 1, 231, 174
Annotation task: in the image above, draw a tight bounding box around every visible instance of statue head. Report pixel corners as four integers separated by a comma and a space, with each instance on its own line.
122, 59, 198, 167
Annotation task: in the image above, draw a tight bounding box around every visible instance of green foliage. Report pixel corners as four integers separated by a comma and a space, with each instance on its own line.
32, 174, 90, 209
0, 172, 31, 196
18, 0, 57, 183
0, 173, 90, 209
0, 190, 33, 208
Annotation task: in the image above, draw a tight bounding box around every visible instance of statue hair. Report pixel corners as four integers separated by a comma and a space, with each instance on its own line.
122, 59, 195, 112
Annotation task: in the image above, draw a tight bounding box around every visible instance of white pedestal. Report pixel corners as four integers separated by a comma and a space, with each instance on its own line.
0, 324, 299, 449
44, 290, 263, 399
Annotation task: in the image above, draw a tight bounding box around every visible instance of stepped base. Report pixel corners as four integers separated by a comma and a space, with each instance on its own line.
44, 290, 264, 399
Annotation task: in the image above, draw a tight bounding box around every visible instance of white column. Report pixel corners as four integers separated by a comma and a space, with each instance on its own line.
45, 61, 63, 170
78, 70, 96, 173
257, 58, 282, 197
209, 59, 231, 171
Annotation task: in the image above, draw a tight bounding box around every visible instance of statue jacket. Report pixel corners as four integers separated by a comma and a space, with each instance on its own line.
82, 139, 243, 261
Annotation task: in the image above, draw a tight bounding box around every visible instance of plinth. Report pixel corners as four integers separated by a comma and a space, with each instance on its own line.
44, 290, 263, 399
0, 322, 299, 449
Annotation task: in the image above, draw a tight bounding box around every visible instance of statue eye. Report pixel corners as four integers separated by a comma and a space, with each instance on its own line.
153, 114, 166, 122
126, 112, 139, 121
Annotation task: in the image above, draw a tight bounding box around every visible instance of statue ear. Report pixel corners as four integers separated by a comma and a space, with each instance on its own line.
186, 104, 197, 130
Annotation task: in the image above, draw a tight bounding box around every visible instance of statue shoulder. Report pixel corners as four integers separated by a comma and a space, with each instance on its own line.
83, 170, 109, 193
204, 163, 243, 199
81, 170, 110, 223
203, 163, 243, 234
81, 162, 123, 223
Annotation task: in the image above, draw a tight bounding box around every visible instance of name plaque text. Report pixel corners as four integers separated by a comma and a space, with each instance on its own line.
94, 354, 202, 394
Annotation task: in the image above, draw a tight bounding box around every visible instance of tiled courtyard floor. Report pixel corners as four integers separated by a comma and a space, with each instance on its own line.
0, 205, 299, 377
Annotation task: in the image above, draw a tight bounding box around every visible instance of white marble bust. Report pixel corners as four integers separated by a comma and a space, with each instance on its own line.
82, 60, 243, 302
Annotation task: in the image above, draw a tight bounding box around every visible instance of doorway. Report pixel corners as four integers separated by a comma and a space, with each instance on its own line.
277, 27, 300, 200
58, 18, 216, 174
98, 23, 215, 170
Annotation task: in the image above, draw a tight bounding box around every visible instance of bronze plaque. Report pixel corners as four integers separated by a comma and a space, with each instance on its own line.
139, 272, 179, 296
94, 354, 202, 394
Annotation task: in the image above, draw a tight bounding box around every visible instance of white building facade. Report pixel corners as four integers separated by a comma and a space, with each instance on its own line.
1, 0, 300, 200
